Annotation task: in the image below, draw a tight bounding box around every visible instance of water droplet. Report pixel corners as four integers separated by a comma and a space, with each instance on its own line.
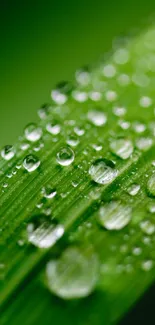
139, 96, 152, 108
72, 90, 88, 102
113, 106, 126, 117
136, 137, 153, 151
46, 246, 99, 299
66, 134, 79, 147
147, 202, 155, 213
23, 154, 40, 172
51, 82, 72, 104
42, 187, 57, 199
76, 67, 90, 86
114, 48, 129, 65
98, 201, 132, 230
141, 260, 153, 271
89, 159, 118, 185
25, 123, 42, 142
102, 64, 116, 78
89, 91, 102, 101
56, 147, 74, 166
110, 138, 133, 160
46, 120, 61, 135
117, 74, 130, 86
132, 247, 142, 256
74, 126, 85, 136
132, 121, 146, 133
92, 143, 103, 151
127, 184, 140, 196
1, 145, 15, 161
140, 220, 155, 235
38, 104, 51, 119
27, 215, 64, 248
105, 90, 117, 102
118, 120, 130, 130
87, 109, 107, 126
147, 174, 155, 196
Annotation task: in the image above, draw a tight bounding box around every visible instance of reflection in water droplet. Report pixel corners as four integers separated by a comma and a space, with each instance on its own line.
23, 154, 40, 172
147, 174, 155, 196
56, 147, 74, 166
46, 246, 99, 299
89, 159, 118, 185
110, 138, 133, 160
127, 184, 140, 196
87, 110, 107, 126
27, 215, 64, 248
1, 145, 15, 161
25, 123, 42, 142
98, 201, 132, 230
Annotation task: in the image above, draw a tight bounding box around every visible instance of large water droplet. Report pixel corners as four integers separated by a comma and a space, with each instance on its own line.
89, 159, 118, 185
98, 201, 132, 230
46, 246, 99, 299
110, 138, 133, 160
1, 145, 15, 161
147, 174, 155, 196
25, 123, 42, 142
87, 109, 107, 126
56, 147, 74, 166
136, 137, 153, 151
23, 154, 40, 172
27, 215, 64, 248
42, 186, 57, 199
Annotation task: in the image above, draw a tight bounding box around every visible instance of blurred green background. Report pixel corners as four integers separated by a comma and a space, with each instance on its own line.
0, 0, 155, 146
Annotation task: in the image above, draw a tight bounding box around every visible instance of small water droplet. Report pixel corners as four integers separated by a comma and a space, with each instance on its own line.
147, 174, 155, 196
102, 64, 116, 78
72, 90, 88, 102
139, 96, 152, 108
74, 126, 85, 136
38, 104, 51, 119
89, 159, 118, 185
87, 109, 107, 126
114, 48, 129, 65
141, 260, 153, 271
105, 90, 117, 102
1, 145, 15, 161
51, 82, 71, 104
113, 106, 126, 117
66, 134, 79, 147
98, 201, 132, 230
110, 138, 133, 160
46, 246, 99, 299
147, 202, 155, 213
56, 147, 74, 166
25, 123, 42, 142
140, 220, 155, 235
42, 186, 57, 199
136, 137, 153, 151
27, 215, 64, 248
132, 121, 146, 133
46, 120, 61, 135
132, 247, 142, 256
23, 154, 40, 172
127, 184, 140, 196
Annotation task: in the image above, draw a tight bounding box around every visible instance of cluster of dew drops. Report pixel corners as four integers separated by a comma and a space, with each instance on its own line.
1, 29, 155, 299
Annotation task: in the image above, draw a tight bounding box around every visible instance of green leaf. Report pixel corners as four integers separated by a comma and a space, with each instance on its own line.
1, 24, 155, 325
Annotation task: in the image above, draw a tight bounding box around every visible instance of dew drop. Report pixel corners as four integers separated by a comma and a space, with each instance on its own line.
110, 138, 133, 160
105, 90, 117, 102
42, 187, 57, 199
1, 145, 15, 161
87, 109, 107, 126
89, 159, 118, 185
102, 64, 116, 78
127, 184, 140, 196
72, 90, 88, 102
98, 201, 132, 230
136, 137, 153, 151
147, 174, 155, 196
66, 134, 79, 147
46, 246, 99, 299
46, 120, 61, 135
140, 220, 155, 235
56, 147, 74, 166
38, 104, 51, 119
114, 48, 129, 65
141, 260, 153, 271
51, 82, 71, 104
139, 96, 152, 108
25, 123, 42, 142
27, 216, 64, 249
147, 202, 155, 213
23, 154, 40, 172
